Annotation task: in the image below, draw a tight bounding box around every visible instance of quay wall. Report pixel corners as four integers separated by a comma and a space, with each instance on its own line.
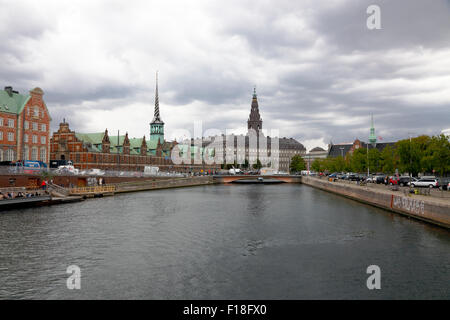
302, 176, 450, 229
0, 174, 184, 188
113, 176, 214, 193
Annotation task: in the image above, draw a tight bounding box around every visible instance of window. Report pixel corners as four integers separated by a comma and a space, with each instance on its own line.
41, 124, 46, 132
8, 132, 14, 141
31, 147, 38, 160
40, 147, 46, 162
34, 107, 39, 117
6, 149, 14, 161
24, 121, 29, 129
23, 146, 29, 160
41, 136, 46, 144
0, 149, 2, 161
8, 119, 14, 128
32, 122, 38, 131
0, 118, 3, 126
32, 135, 37, 143
24, 134, 28, 143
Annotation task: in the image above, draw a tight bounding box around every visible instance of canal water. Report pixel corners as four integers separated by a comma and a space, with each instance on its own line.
0, 184, 449, 299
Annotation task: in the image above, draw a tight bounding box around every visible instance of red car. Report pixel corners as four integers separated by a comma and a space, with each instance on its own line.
389, 176, 399, 185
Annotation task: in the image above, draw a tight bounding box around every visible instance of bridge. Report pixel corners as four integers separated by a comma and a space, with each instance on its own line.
213, 175, 302, 184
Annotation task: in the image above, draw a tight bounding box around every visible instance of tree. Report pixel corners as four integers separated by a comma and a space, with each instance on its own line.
426, 134, 450, 177
290, 155, 306, 173
350, 148, 367, 173
380, 145, 395, 174
395, 135, 431, 175
253, 159, 262, 170
368, 148, 381, 173
311, 158, 322, 172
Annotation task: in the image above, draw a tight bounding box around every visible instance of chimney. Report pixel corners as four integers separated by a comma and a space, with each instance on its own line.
4, 86, 13, 97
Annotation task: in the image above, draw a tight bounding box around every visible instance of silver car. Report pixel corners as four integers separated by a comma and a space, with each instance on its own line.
410, 178, 439, 188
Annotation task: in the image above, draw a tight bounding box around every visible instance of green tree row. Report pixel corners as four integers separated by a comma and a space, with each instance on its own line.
306, 134, 450, 176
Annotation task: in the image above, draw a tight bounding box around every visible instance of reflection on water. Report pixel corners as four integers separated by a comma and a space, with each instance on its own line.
0, 184, 449, 299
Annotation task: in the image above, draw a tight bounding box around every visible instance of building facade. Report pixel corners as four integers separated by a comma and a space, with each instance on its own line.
0, 86, 51, 164
206, 89, 306, 172
50, 75, 220, 173
305, 146, 328, 170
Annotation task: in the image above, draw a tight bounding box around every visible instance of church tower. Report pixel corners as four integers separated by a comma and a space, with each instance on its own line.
368, 113, 377, 147
150, 72, 164, 144
247, 87, 262, 134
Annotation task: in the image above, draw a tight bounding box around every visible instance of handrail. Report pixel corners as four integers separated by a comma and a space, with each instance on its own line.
69, 185, 116, 194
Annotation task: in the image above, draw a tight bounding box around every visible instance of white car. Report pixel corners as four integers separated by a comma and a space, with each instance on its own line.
410, 178, 439, 188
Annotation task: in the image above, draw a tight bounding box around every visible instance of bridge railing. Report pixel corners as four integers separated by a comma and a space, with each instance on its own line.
69, 185, 116, 195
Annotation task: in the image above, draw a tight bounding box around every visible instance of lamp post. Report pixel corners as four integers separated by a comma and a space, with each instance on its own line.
408, 133, 412, 188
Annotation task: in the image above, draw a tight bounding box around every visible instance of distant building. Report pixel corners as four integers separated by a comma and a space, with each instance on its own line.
328, 116, 396, 158
0, 86, 51, 164
49, 76, 219, 173
50, 121, 175, 171
206, 88, 306, 172
305, 146, 328, 169
328, 139, 396, 158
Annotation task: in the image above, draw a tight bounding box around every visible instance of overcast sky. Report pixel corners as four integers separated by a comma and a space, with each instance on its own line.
1, 0, 449, 151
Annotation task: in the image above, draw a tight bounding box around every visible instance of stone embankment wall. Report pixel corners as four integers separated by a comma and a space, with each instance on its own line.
113, 176, 214, 193
302, 176, 450, 229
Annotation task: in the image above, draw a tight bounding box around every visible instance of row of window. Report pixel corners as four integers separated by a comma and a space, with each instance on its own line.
0, 118, 15, 128
0, 132, 47, 144
26, 106, 45, 119
23, 146, 47, 162
24, 121, 46, 132
0, 118, 47, 132
0, 149, 14, 161
0, 131, 14, 141
24, 134, 47, 144
0, 147, 47, 162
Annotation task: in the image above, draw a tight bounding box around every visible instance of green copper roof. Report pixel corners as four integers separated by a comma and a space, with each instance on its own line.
0, 90, 30, 114
74, 132, 171, 155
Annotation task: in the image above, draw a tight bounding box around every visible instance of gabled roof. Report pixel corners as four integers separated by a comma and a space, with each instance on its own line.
0, 90, 30, 115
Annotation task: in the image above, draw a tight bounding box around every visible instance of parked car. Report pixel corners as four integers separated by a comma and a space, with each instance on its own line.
406, 177, 419, 186
437, 177, 450, 190
389, 176, 399, 185
410, 178, 440, 188
398, 176, 415, 187
375, 175, 386, 184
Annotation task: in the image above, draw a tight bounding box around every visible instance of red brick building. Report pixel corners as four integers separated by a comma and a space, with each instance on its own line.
0, 86, 51, 163
50, 121, 219, 173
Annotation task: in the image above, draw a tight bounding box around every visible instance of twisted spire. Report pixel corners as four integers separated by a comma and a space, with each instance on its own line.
152, 71, 163, 123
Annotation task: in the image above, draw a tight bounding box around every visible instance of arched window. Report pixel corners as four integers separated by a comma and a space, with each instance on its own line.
6, 149, 14, 161
40, 147, 46, 162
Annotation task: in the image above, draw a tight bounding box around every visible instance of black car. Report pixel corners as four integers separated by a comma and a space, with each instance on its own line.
398, 176, 414, 187
375, 175, 386, 184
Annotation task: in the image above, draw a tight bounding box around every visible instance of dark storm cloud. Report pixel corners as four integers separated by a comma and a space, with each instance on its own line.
1, 0, 449, 147
312, 0, 450, 52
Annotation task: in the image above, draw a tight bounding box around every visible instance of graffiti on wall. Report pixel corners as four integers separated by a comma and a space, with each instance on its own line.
392, 195, 425, 215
